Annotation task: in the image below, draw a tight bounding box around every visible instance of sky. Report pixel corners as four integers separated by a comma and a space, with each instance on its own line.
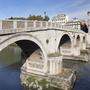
0, 0, 90, 20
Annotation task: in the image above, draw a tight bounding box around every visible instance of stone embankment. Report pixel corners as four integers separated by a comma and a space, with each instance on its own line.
21, 68, 76, 90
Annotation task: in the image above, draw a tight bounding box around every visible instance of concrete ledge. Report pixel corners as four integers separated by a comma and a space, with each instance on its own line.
63, 55, 88, 62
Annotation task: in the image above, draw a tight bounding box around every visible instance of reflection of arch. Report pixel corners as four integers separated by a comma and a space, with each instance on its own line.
76, 35, 80, 47
0, 34, 46, 58
58, 34, 71, 50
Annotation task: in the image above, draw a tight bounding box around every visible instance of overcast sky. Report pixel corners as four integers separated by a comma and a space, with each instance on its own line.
0, 0, 90, 19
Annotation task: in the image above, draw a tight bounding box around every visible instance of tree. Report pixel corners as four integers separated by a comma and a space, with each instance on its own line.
36, 15, 43, 21
80, 22, 88, 33
8, 16, 26, 20
27, 15, 36, 20
8, 14, 50, 21
43, 15, 50, 21
27, 15, 44, 21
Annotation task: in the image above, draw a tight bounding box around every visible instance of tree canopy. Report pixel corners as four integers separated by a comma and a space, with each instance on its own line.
8, 17, 26, 20
80, 22, 88, 33
27, 15, 44, 21
8, 14, 50, 21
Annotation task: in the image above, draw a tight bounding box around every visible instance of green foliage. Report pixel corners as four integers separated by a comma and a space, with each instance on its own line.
23, 75, 62, 90
38, 79, 49, 86
48, 52, 62, 57
26, 76, 36, 83
43, 15, 50, 21
27, 15, 44, 21
8, 16, 26, 20
8, 13, 50, 21
27, 15, 49, 21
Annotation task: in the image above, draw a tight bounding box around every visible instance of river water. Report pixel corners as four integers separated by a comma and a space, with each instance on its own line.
0, 46, 23, 90
0, 45, 90, 90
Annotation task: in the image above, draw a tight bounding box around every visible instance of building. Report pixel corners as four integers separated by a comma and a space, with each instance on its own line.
52, 14, 68, 25
65, 20, 81, 30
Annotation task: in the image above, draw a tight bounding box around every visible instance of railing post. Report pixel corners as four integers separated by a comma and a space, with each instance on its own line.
40, 22, 43, 28
0, 21, 2, 34
13, 20, 17, 32
46, 21, 48, 28
51, 22, 53, 28
40, 21, 42, 28
25, 20, 27, 30
13, 20, 17, 29
0, 21, 2, 31
0, 21, 2, 30
33, 21, 36, 28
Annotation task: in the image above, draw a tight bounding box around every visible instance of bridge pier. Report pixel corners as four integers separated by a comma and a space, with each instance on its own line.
20, 55, 62, 76
20, 53, 76, 90
48, 56, 62, 75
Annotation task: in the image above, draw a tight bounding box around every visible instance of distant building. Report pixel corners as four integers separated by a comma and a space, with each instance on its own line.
51, 13, 89, 32
65, 20, 81, 30
52, 14, 68, 25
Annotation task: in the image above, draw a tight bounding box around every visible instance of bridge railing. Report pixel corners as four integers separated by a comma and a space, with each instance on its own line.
0, 20, 81, 34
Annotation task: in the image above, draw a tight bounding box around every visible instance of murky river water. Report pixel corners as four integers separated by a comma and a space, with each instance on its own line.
0, 45, 90, 90
0, 46, 23, 90
63, 59, 90, 90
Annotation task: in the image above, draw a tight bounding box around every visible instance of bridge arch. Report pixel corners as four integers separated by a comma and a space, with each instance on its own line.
58, 34, 72, 51
0, 34, 47, 74
0, 34, 46, 56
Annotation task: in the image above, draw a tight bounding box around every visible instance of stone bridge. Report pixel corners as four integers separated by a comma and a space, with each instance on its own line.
0, 20, 88, 75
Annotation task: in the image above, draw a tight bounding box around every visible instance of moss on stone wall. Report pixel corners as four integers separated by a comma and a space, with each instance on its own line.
48, 52, 62, 57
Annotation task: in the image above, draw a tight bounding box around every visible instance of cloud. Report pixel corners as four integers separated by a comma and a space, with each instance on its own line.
68, 9, 88, 19
67, 0, 89, 8
68, 1, 90, 19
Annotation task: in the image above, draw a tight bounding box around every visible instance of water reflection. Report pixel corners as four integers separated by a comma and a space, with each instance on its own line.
0, 45, 21, 68
0, 45, 23, 90
63, 59, 90, 90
